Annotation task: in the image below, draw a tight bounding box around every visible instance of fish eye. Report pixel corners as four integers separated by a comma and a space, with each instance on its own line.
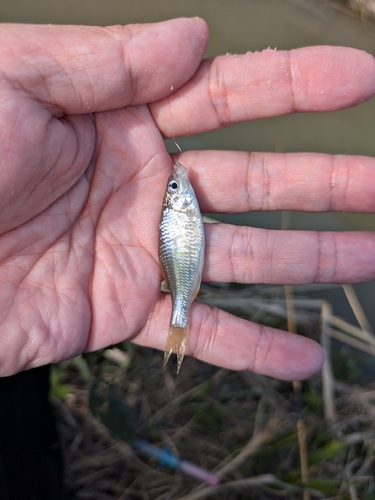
168, 180, 179, 194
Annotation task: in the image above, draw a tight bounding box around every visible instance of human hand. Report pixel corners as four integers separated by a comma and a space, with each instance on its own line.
1, 19, 374, 380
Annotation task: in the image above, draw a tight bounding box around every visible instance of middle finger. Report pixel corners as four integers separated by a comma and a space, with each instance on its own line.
183, 150, 375, 213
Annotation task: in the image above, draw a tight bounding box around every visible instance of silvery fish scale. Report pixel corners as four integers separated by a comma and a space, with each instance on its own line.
158, 161, 205, 372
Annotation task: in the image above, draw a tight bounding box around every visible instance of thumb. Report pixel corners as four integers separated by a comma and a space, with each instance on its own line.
0, 18, 209, 114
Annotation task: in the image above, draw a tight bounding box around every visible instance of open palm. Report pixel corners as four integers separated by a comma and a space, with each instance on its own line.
1, 19, 375, 380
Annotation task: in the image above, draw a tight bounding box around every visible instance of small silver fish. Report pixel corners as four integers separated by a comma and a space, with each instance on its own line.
158, 160, 205, 374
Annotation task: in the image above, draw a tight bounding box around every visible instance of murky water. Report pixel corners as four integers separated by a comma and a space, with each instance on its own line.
2, 0, 375, 335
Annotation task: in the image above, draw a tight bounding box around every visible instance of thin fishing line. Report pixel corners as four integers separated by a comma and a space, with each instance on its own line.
167, 96, 183, 163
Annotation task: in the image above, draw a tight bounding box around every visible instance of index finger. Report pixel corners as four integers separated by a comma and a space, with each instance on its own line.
151, 46, 375, 136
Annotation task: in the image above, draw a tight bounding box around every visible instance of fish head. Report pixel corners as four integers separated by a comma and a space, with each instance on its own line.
163, 161, 196, 211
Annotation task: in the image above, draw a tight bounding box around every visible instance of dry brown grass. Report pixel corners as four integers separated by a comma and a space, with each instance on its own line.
52, 282, 375, 499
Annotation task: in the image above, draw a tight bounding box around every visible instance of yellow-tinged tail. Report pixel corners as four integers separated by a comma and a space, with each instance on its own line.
163, 326, 187, 374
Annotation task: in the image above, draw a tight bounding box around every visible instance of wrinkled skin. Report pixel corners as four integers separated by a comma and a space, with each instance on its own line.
1, 18, 375, 380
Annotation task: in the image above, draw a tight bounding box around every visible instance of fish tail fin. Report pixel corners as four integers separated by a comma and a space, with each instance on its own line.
163, 326, 187, 374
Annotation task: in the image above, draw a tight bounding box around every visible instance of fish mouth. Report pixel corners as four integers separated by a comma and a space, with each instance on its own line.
172, 161, 188, 177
